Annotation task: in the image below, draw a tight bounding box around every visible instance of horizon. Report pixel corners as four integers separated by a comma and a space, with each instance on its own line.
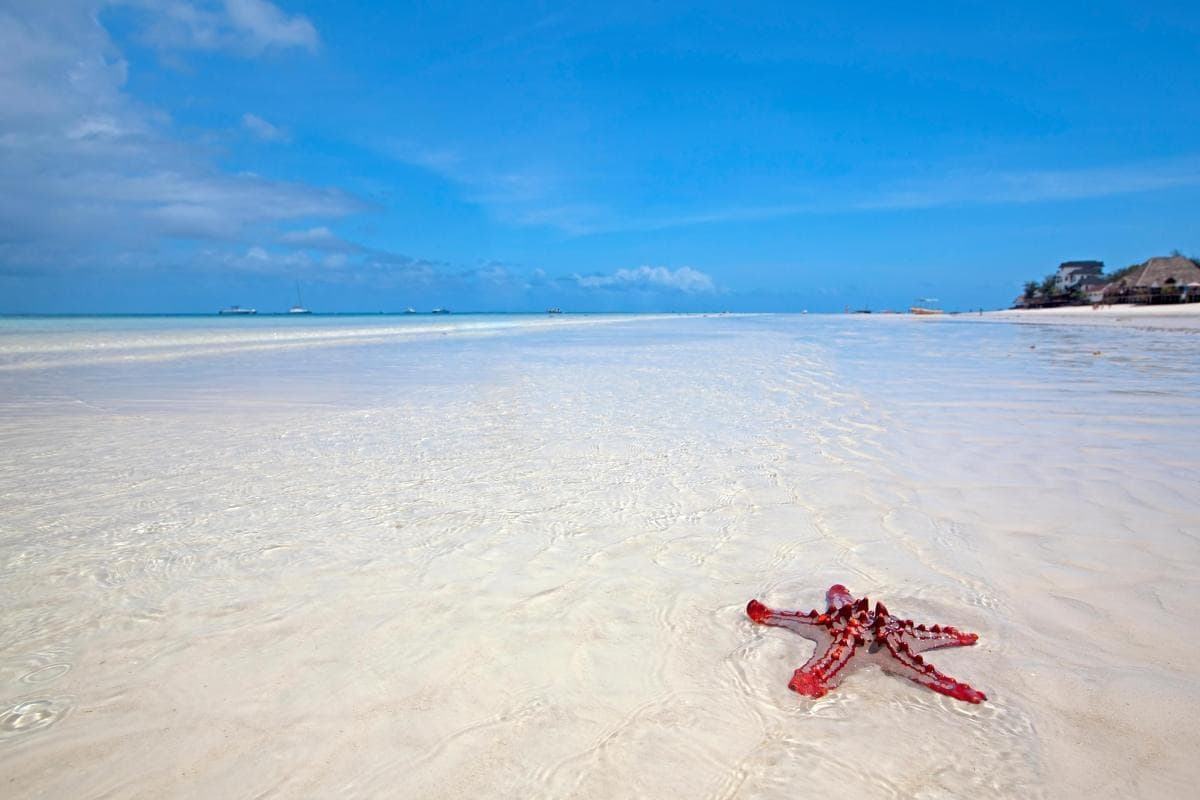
2, 2, 1198, 314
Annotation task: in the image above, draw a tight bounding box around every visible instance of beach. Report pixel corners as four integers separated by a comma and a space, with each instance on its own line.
983, 303, 1200, 330
2, 313, 1198, 798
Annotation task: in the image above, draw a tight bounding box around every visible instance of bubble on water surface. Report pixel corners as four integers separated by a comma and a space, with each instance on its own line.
0, 697, 73, 740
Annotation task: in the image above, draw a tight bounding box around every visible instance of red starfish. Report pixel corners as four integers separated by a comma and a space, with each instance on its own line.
746, 584, 987, 703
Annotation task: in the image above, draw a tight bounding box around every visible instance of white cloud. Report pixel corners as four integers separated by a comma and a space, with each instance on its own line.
131, 0, 319, 54
224, 0, 318, 51
576, 266, 716, 293
241, 112, 288, 141
195, 243, 315, 275
279, 226, 363, 251
0, 1, 355, 273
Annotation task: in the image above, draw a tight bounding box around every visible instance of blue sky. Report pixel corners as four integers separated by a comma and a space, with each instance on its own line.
2, 1, 1198, 313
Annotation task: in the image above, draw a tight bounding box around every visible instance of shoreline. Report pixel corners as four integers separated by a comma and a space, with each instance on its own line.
977, 303, 1200, 330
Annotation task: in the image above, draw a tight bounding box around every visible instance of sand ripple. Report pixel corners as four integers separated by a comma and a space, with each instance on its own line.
1, 315, 1198, 797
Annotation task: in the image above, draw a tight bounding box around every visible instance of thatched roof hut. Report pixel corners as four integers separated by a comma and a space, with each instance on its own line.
1103, 255, 1200, 303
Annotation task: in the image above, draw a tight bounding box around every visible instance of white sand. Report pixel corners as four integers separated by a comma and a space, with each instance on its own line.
981, 303, 1200, 330
1, 314, 1198, 798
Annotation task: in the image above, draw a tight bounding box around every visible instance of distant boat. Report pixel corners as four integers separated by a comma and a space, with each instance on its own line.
546, 307, 563, 314
288, 282, 311, 314
910, 297, 943, 315
431, 308, 450, 314
219, 306, 256, 315
404, 307, 417, 314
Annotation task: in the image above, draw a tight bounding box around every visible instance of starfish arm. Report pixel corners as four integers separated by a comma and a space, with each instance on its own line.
825, 584, 854, 610
879, 636, 987, 704
746, 599, 825, 635
894, 621, 980, 654
788, 625, 861, 698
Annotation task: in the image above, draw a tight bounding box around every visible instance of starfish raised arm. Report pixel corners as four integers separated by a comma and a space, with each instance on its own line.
878, 636, 987, 703
824, 583, 854, 610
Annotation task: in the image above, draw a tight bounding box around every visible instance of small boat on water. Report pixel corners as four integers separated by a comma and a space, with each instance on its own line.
288, 282, 311, 314
219, 306, 256, 315
910, 297, 943, 315
404, 307, 417, 314
431, 308, 450, 314
546, 307, 563, 314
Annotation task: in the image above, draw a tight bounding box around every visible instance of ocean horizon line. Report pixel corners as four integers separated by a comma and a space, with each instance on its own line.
0, 310, 753, 319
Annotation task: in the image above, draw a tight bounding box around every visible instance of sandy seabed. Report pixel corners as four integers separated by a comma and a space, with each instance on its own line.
1, 313, 1198, 799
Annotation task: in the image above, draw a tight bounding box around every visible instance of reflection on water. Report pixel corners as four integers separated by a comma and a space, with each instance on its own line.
1, 314, 1198, 798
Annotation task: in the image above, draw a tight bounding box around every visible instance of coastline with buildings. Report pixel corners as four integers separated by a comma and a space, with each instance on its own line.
1013, 254, 1200, 310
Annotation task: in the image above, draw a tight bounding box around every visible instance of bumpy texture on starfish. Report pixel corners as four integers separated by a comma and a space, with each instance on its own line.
747, 584, 987, 703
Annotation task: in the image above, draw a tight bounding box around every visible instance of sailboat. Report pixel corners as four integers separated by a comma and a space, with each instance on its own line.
288, 282, 311, 314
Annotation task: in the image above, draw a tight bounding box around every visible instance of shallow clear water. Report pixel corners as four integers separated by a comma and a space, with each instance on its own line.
1, 314, 1198, 798
0, 313, 652, 372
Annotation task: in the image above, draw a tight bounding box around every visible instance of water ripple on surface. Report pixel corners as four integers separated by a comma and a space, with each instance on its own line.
1, 315, 1198, 797
0, 696, 74, 742
18, 663, 71, 685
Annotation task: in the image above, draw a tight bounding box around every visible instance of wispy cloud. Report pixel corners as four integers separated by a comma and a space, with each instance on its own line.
580, 156, 1200, 235
241, 112, 288, 142
857, 157, 1200, 210
575, 266, 717, 293
224, 0, 317, 51
279, 226, 363, 252
130, 0, 319, 55
380, 139, 606, 235
390, 120, 1200, 237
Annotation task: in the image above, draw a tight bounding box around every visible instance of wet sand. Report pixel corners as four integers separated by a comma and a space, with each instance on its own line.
1, 314, 1198, 798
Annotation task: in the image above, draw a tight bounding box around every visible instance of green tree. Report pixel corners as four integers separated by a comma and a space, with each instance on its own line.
1040, 275, 1057, 297
1023, 281, 1039, 300
1107, 264, 1139, 282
